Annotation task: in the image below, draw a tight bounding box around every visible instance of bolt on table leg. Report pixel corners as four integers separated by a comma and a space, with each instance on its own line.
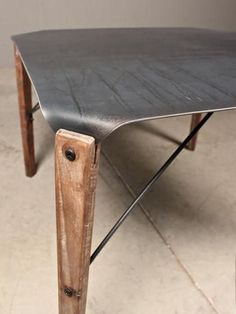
55, 129, 100, 314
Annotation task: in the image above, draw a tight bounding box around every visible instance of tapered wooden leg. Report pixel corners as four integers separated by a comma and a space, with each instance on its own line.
55, 129, 100, 314
187, 113, 202, 151
14, 45, 36, 177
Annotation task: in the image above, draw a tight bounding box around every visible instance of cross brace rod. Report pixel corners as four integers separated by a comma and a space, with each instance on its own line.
90, 112, 213, 264
27, 102, 40, 120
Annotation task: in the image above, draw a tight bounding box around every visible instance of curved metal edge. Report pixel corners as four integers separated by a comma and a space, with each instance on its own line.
12, 41, 236, 143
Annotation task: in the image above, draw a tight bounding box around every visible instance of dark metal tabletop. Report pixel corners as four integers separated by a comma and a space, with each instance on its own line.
12, 28, 236, 142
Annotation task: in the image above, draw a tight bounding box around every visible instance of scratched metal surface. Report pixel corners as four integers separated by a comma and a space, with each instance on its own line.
12, 28, 236, 142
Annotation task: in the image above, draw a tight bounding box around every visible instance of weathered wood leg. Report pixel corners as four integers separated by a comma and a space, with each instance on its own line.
187, 113, 202, 151
55, 129, 100, 314
14, 45, 36, 177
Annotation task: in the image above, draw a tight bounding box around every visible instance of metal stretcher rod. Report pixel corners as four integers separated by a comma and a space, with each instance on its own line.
90, 112, 213, 264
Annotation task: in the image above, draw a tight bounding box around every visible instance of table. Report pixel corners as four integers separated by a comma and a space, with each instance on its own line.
12, 28, 236, 314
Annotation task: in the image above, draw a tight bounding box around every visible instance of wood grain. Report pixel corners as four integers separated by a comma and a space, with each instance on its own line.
187, 114, 202, 151
55, 129, 100, 314
14, 45, 36, 177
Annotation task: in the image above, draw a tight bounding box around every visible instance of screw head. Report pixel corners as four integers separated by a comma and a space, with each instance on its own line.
65, 148, 76, 161
64, 287, 73, 297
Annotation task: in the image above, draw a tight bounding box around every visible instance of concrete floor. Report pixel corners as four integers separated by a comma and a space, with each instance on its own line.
0, 68, 236, 314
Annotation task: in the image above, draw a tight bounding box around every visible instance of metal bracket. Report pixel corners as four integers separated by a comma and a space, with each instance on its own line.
26, 102, 40, 121
90, 112, 213, 264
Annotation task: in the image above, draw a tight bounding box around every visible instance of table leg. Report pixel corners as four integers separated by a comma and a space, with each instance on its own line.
187, 113, 202, 151
55, 129, 100, 314
14, 45, 36, 177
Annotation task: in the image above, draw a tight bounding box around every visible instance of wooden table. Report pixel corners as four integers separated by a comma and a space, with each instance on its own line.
12, 28, 236, 314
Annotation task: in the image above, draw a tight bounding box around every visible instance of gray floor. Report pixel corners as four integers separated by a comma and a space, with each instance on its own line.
0, 68, 236, 314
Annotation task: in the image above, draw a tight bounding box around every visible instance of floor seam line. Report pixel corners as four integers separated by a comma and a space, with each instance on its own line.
102, 150, 221, 314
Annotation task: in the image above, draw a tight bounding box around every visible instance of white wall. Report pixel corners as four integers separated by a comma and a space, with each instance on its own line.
1, 0, 236, 66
